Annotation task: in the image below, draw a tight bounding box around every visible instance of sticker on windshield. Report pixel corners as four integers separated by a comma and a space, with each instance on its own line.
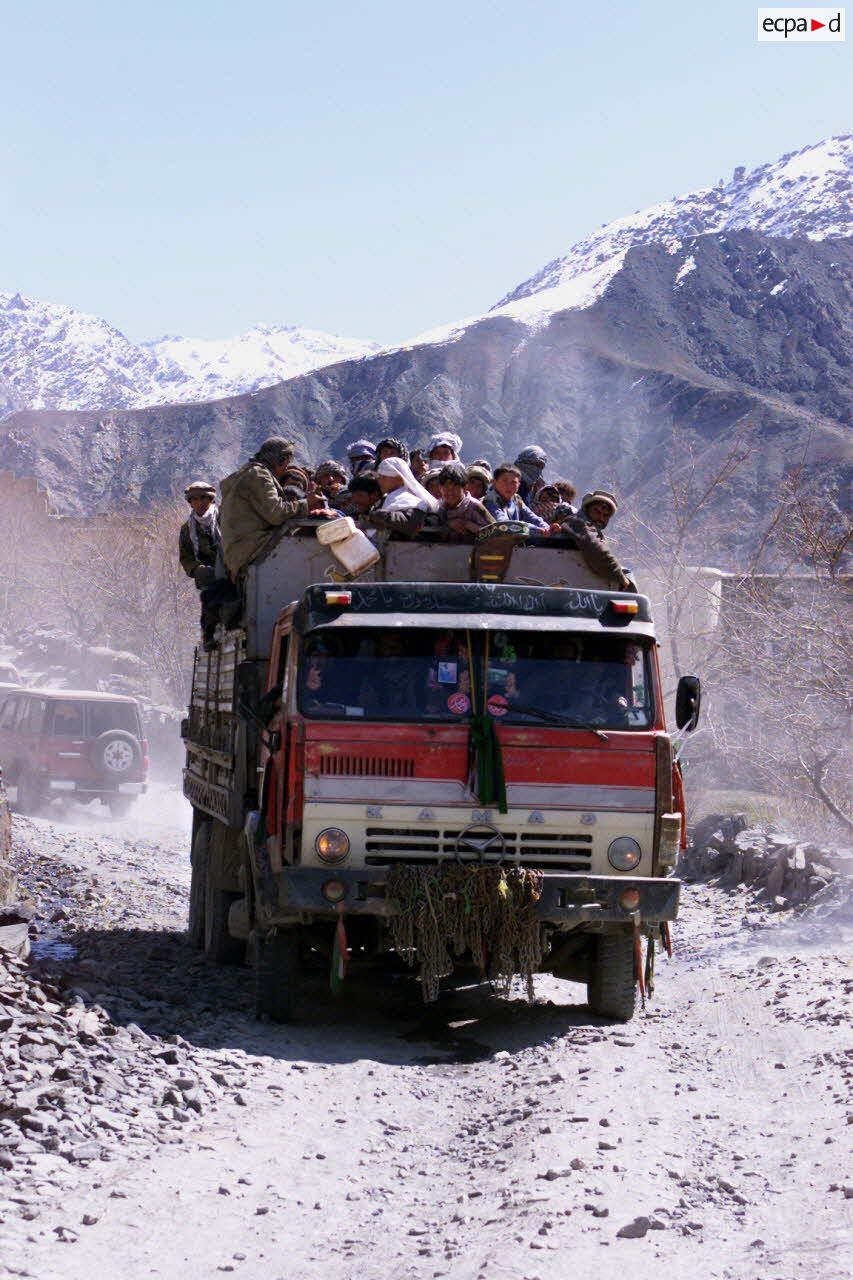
447, 692, 470, 715
437, 661, 458, 684
487, 694, 509, 717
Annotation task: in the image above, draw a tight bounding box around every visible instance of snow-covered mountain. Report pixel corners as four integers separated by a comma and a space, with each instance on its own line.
0, 293, 379, 420
142, 326, 382, 402
409, 134, 851, 344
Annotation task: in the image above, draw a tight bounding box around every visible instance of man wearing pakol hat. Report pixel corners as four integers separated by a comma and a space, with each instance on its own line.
179, 480, 239, 651
514, 445, 548, 506
219, 438, 331, 577
314, 459, 349, 503
347, 439, 377, 478
558, 490, 633, 591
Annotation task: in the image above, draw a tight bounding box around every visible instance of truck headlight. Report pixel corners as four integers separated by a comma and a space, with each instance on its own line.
315, 828, 350, 864
607, 837, 642, 871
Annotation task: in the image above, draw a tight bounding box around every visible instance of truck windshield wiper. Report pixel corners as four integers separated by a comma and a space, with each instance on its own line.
507, 704, 609, 740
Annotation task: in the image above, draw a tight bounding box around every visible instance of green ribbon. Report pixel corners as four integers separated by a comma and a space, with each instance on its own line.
469, 712, 508, 814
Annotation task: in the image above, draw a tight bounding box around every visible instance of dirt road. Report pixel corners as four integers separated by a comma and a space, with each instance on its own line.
1, 796, 850, 1280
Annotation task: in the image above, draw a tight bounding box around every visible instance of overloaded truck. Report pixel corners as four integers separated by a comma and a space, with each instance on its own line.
182, 520, 699, 1022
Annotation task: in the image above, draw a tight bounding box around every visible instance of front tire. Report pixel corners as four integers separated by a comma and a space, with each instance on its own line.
587, 933, 637, 1022
252, 927, 302, 1022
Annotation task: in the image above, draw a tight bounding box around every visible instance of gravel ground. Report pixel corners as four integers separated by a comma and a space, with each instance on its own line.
1, 793, 851, 1280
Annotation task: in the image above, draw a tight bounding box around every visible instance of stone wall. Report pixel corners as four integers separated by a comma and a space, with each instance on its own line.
679, 812, 851, 912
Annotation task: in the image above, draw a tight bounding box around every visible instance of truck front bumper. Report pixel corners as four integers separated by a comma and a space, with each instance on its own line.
264, 868, 680, 928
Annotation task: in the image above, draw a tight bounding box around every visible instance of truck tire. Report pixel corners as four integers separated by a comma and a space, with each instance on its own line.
252, 928, 302, 1022
204, 874, 244, 965
188, 820, 211, 949
587, 933, 636, 1022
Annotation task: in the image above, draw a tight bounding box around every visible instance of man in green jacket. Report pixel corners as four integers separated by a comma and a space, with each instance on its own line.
557, 490, 634, 591
219, 438, 329, 577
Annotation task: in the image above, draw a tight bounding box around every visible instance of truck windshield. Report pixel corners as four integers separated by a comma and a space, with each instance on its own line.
299, 627, 472, 722
485, 630, 653, 729
298, 626, 653, 729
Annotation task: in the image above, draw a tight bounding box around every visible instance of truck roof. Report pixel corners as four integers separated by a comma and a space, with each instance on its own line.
295, 581, 654, 637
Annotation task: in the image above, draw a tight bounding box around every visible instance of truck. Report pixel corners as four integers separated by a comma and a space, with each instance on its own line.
182, 520, 699, 1022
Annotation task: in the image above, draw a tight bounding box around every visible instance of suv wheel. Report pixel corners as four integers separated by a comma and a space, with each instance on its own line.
15, 771, 43, 817
91, 731, 140, 780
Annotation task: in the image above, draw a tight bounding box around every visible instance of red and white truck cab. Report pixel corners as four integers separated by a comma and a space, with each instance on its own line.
183, 531, 697, 1022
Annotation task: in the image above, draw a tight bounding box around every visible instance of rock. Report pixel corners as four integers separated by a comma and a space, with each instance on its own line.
766, 854, 788, 899
617, 1217, 651, 1239
541, 1167, 572, 1181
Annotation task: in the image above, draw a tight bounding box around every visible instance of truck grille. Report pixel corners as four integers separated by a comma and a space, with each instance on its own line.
364, 826, 593, 870
319, 756, 416, 778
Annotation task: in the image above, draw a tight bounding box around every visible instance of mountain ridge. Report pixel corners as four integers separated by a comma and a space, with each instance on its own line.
0, 293, 380, 420
0, 136, 849, 567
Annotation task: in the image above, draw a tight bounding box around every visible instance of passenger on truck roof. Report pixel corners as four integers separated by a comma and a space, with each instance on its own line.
375, 437, 410, 464
554, 490, 634, 591
369, 457, 439, 538
314, 460, 348, 501
483, 464, 549, 531
427, 432, 463, 463
337, 473, 382, 517
464, 464, 492, 501
422, 468, 443, 500
219, 438, 332, 577
409, 449, 428, 481
346, 439, 376, 477
178, 479, 240, 652
436, 463, 494, 536
514, 445, 548, 506
533, 480, 577, 524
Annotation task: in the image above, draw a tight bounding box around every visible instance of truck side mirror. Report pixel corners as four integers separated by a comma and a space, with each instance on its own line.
675, 675, 701, 731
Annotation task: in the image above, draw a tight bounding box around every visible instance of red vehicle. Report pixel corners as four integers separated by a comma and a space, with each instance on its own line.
183, 528, 698, 1023
0, 689, 148, 817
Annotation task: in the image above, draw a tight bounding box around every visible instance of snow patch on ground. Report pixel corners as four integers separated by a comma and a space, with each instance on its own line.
675, 255, 697, 286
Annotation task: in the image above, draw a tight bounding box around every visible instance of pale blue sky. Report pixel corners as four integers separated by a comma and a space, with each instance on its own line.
1, 0, 848, 344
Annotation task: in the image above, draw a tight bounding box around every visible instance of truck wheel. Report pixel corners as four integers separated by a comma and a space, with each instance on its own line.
15, 771, 43, 817
188, 820, 211, 949
204, 874, 244, 965
587, 933, 637, 1022
252, 928, 302, 1022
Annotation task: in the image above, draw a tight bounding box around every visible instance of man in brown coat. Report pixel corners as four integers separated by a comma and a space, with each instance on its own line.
179, 480, 240, 650
219, 438, 329, 577
558, 490, 633, 591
